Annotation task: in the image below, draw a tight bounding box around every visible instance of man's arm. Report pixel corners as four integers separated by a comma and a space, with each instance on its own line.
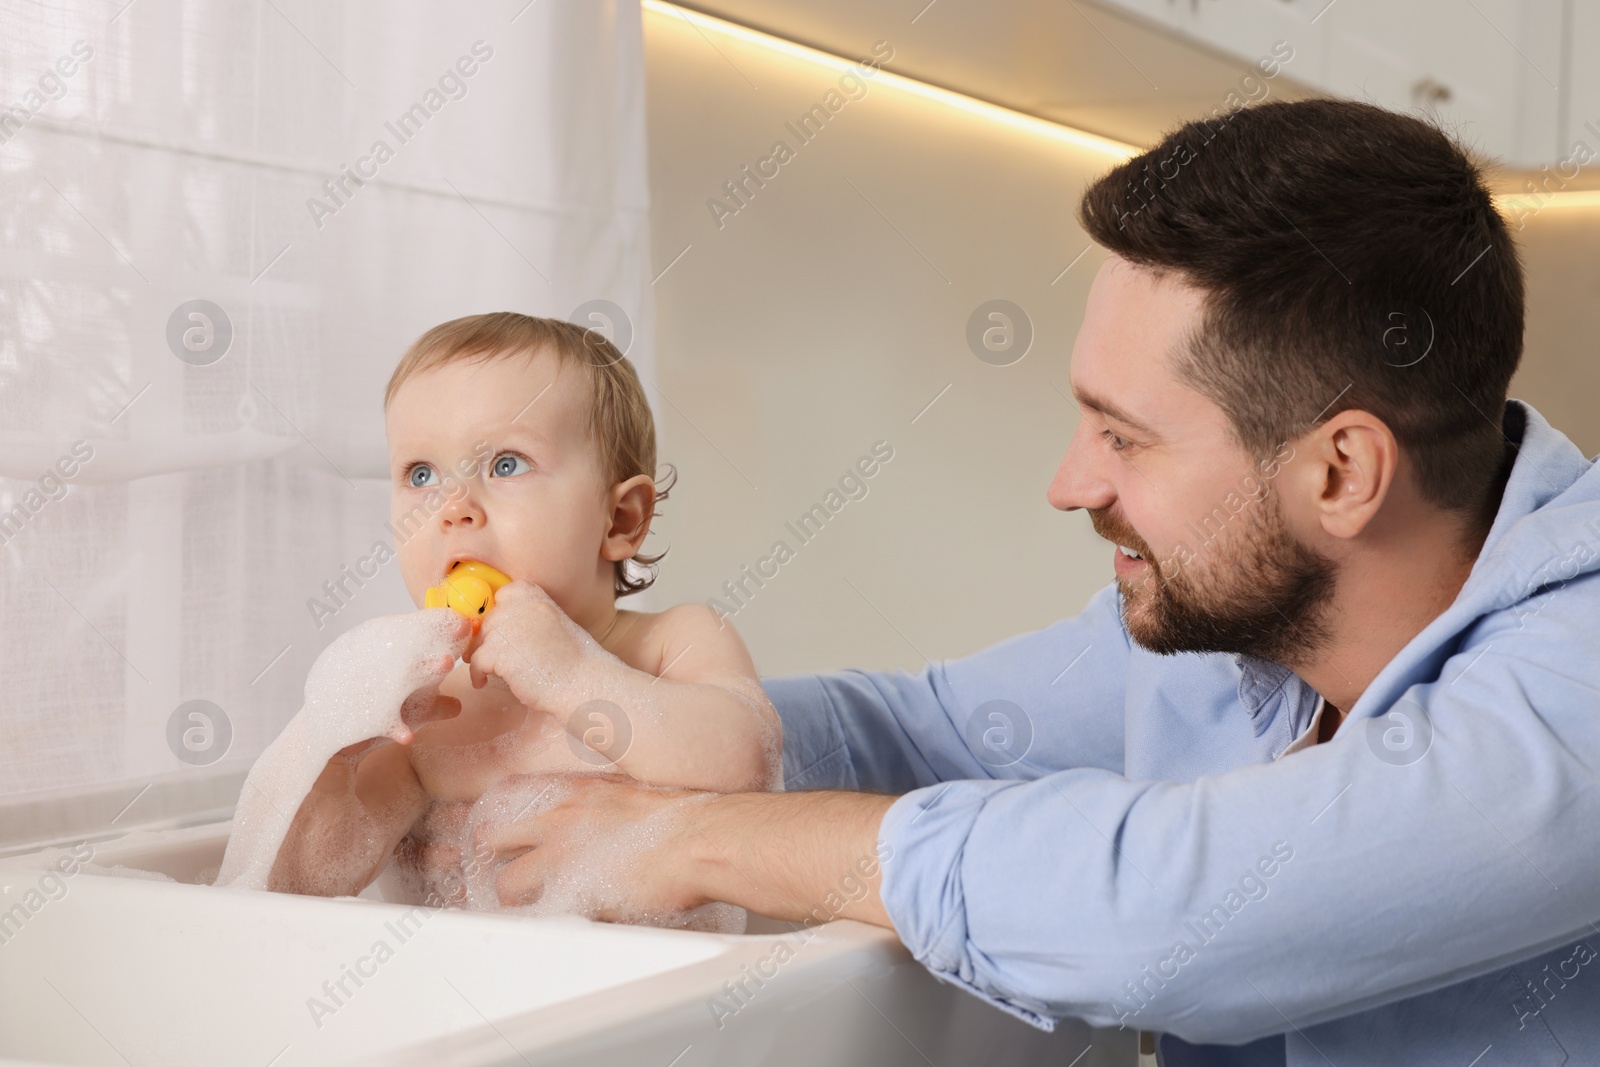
766, 582, 1132, 794
490, 574, 1600, 1045
676, 789, 899, 927
869, 574, 1600, 1041
479, 776, 898, 928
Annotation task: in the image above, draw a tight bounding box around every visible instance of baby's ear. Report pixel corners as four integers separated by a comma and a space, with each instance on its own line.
601, 474, 657, 562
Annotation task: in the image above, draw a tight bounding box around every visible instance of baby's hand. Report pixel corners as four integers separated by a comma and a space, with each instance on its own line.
463, 581, 608, 713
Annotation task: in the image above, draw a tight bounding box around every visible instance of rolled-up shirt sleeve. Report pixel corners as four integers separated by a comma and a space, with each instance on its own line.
763, 582, 1131, 794
874, 573, 1600, 1042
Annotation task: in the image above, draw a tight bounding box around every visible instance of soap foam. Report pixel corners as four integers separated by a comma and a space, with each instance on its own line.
79, 862, 177, 883
214, 604, 762, 934
214, 609, 468, 891
392, 775, 745, 934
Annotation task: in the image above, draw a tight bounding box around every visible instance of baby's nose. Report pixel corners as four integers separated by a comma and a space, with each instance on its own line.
438, 492, 485, 529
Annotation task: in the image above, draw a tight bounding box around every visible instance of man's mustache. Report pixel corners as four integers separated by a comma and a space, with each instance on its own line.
1089, 509, 1153, 559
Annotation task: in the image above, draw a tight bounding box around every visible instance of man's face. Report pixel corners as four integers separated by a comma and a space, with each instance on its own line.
385, 349, 613, 614
1048, 256, 1338, 664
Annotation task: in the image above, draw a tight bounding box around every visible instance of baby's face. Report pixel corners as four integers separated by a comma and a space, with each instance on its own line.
385, 349, 614, 615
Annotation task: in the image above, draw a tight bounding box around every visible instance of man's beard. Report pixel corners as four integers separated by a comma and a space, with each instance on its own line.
1092, 491, 1339, 666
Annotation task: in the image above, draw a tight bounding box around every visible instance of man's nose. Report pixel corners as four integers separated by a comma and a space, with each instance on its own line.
1047, 421, 1115, 513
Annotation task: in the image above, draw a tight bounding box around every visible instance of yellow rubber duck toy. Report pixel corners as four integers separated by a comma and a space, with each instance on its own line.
425, 560, 511, 628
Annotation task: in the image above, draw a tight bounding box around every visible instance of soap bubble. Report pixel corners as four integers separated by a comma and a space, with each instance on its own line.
215, 609, 469, 891
415, 774, 747, 932
166, 699, 232, 766
390, 798, 479, 907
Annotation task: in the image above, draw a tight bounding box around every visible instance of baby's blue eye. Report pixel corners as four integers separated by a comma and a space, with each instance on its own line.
490, 453, 531, 477
408, 464, 439, 488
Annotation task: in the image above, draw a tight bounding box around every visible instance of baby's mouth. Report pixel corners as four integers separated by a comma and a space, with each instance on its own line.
441, 557, 488, 581
426, 559, 514, 621
438, 557, 515, 585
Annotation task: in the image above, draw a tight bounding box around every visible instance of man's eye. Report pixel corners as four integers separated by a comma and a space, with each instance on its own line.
407, 463, 439, 488
1099, 428, 1131, 452
490, 452, 531, 478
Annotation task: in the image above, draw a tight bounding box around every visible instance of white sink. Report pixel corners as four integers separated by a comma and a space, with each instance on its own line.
0, 822, 1133, 1066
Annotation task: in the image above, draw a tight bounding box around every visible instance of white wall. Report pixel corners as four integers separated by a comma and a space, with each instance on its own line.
641, 11, 1124, 678
1513, 207, 1600, 460
640, 9, 1600, 681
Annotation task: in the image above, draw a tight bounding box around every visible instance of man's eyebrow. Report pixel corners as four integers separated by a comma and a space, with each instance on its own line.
1071, 387, 1159, 438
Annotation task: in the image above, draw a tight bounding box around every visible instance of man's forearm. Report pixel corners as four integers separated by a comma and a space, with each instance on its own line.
673, 789, 900, 929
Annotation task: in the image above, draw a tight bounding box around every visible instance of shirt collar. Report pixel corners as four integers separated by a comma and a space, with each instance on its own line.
1235, 653, 1294, 719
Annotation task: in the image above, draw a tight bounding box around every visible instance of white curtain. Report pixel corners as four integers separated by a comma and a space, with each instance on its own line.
0, 0, 653, 843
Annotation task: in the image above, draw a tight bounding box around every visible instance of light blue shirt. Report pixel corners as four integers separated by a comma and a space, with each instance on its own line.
764, 400, 1600, 1067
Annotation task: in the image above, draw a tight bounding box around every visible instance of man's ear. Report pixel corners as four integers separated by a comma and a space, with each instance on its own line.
1291, 409, 1399, 540
601, 474, 658, 563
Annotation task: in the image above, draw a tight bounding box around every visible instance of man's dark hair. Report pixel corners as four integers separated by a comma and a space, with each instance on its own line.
1079, 98, 1522, 526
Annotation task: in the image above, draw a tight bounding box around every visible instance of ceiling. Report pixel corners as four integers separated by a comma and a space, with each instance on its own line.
675, 0, 1321, 149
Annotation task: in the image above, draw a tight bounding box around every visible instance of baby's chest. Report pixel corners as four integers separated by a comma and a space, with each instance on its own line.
417, 669, 595, 794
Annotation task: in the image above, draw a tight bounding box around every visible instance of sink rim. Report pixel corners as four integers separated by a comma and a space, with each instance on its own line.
0, 819, 908, 1064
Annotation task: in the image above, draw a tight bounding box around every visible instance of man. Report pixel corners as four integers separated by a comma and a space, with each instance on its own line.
480, 99, 1600, 1064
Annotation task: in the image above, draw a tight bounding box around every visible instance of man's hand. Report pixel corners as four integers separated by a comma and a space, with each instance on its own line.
474, 773, 707, 918
463, 581, 606, 711
467, 773, 900, 929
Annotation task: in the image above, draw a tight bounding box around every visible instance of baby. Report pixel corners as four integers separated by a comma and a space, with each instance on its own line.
269, 312, 782, 918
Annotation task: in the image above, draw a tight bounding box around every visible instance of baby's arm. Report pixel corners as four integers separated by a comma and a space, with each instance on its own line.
464, 585, 780, 794
268, 738, 428, 896
580, 604, 781, 794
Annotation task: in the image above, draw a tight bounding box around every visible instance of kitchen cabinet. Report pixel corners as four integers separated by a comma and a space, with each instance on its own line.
1091, 0, 1571, 169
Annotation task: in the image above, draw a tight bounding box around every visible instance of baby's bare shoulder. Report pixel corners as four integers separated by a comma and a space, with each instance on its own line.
614, 604, 758, 684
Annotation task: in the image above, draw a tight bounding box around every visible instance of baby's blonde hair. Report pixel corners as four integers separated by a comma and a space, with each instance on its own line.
385, 312, 670, 597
